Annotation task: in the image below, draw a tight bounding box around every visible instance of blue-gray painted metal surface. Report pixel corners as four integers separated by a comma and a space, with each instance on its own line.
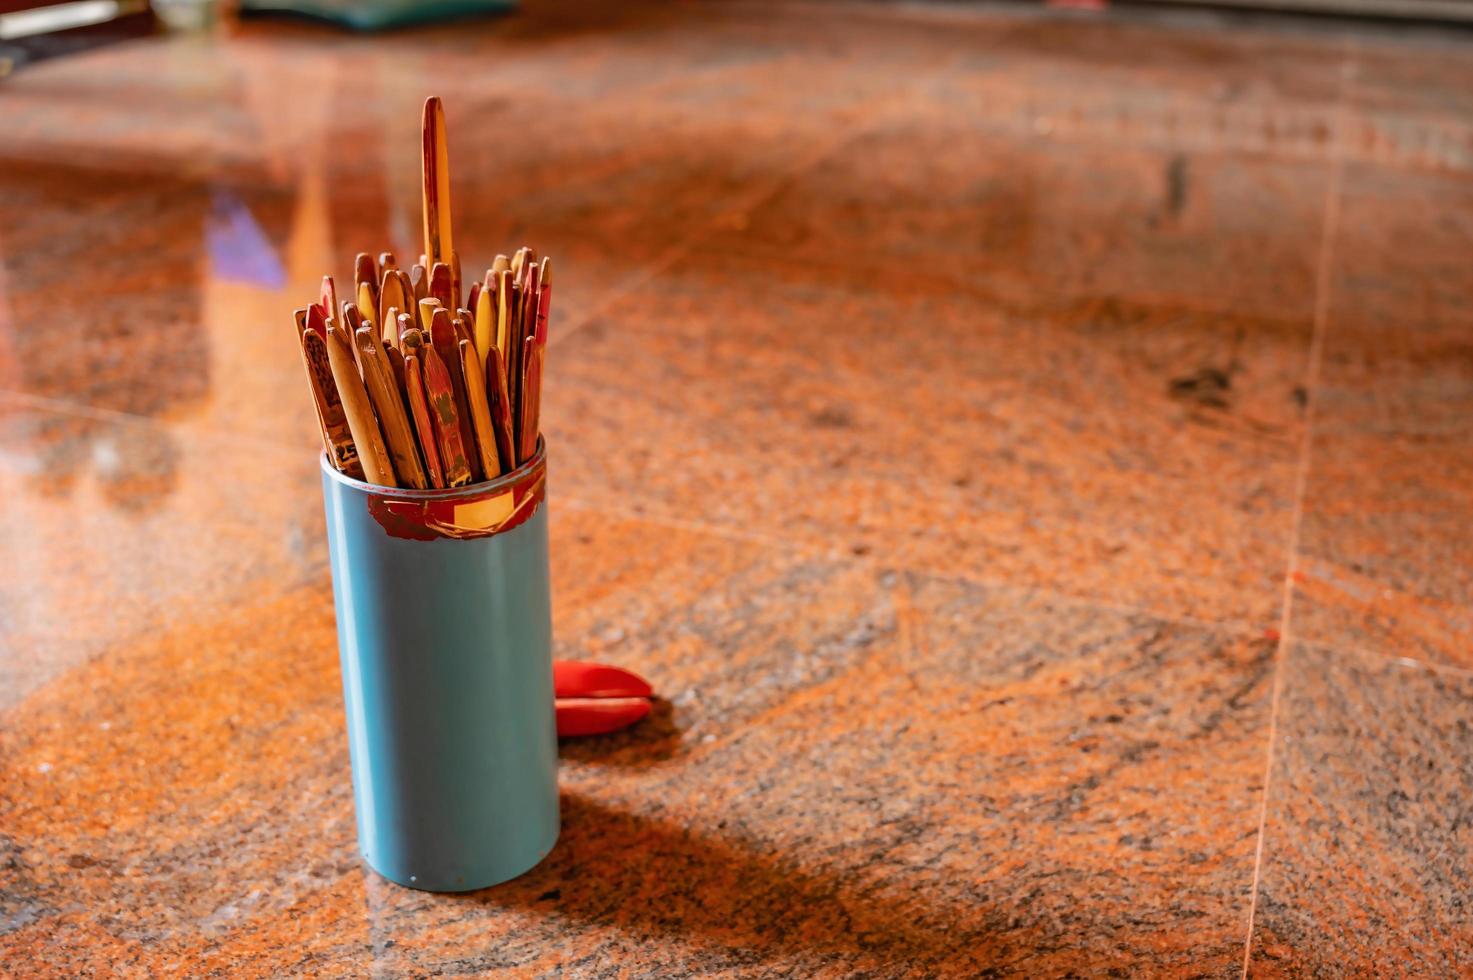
320, 448, 558, 892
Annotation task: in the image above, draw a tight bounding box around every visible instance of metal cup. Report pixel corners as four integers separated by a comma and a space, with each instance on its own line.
320, 440, 558, 892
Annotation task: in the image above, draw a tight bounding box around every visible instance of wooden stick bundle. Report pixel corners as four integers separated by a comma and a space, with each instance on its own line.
294, 97, 551, 489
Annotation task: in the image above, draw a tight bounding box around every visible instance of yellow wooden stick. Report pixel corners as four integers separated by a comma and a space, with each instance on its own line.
354, 326, 427, 490
379, 270, 407, 340
473, 285, 495, 374
357, 281, 376, 329
418, 297, 442, 332
382, 307, 402, 348
459, 339, 501, 478
325, 324, 396, 487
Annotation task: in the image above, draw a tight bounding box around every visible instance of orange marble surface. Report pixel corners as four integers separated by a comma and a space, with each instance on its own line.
1, 2, 1470, 975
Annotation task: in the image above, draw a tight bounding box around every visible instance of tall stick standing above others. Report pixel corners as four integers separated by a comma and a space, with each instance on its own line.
422, 96, 454, 272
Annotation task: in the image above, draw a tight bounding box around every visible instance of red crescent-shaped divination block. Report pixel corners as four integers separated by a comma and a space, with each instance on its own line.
553, 660, 653, 737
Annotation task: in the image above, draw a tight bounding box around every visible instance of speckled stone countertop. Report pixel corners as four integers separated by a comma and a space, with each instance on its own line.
1, 2, 1470, 975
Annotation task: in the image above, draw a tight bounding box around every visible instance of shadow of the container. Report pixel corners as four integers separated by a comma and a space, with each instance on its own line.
556, 697, 682, 767
458, 792, 1036, 975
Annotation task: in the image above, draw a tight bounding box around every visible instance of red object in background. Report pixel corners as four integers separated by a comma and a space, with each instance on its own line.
553, 660, 653, 737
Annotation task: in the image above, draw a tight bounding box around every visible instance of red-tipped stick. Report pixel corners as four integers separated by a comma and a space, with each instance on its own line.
517, 335, 543, 464
421, 343, 473, 488
404, 354, 445, 489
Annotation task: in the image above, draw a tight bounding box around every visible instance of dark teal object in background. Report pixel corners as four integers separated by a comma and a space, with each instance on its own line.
320, 443, 557, 892
240, 0, 516, 32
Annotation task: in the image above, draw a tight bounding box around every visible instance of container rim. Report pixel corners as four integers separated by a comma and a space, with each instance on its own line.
320, 436, 546, 501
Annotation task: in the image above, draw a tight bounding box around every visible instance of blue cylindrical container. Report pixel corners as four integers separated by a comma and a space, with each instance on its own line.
320, 441, 558, 892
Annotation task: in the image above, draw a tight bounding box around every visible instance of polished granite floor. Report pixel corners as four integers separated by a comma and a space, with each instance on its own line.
1, 1, 1471, 976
